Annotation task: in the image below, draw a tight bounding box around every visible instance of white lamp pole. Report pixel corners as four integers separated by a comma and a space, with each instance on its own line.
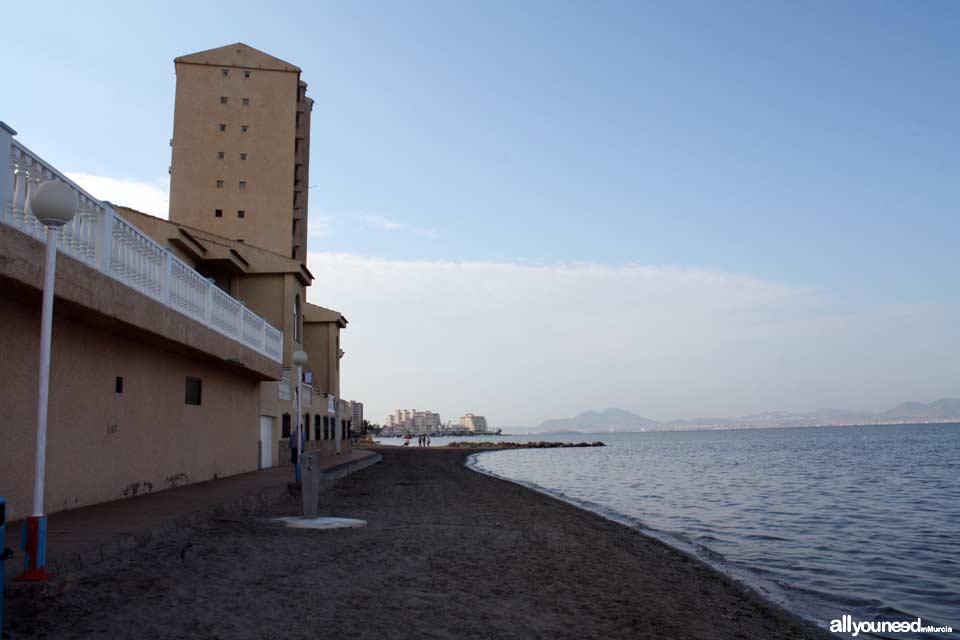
291, 350, 308, 483
22, 181, 77, 581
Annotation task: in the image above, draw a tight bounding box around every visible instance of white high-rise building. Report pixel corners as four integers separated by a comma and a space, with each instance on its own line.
350, 401, 363, 427
459, 414, 488, 433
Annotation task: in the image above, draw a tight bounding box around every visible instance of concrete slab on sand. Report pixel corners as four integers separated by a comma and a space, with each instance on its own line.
2, 448, 382, 579
273, 516, 367, 529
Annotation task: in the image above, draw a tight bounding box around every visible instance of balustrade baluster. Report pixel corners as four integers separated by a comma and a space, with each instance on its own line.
10, 148, 26, 227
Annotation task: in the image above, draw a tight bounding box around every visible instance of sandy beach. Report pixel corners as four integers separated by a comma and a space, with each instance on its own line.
5, 446, 832, 639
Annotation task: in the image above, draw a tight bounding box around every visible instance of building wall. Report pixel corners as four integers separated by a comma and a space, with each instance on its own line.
303, 321, 340, 398
282, 274, 306, 362
292, 81, 313, 261
0, 296, 261, 521
235, 273, 285, 333
276, 397, 354, 466
169, 60, 299, 257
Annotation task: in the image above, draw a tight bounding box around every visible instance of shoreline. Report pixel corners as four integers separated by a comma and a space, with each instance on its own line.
465, 449, 817, 634
6, 446, 833, 639
373, 420, 960, 439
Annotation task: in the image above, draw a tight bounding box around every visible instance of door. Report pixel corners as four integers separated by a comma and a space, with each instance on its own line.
259, 416, 274, 469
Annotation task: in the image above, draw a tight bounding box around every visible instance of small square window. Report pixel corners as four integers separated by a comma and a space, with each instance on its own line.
240, 125, 248, 133
216, 180, 224, 189
218, 123, 226, 132
244, 70, 251, 78
185, 377, 202, 406
220, 96, 228, 104
217, 151, 225, 160
242, 97, 250, 106
115, 376, 123, 394
240, 153, 247, 161
237, 210, 245, 219
215, 209, 223, 217
239, 181, 247, 190
221, 69, 229, 77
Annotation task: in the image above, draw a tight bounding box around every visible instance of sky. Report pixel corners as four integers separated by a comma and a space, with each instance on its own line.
4, 1, 959, 427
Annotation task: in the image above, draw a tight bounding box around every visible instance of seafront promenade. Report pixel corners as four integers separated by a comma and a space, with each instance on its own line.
2, 450, 380, 582
5, 446, 830, 639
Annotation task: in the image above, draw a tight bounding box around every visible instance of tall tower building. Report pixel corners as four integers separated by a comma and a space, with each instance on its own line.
168, 43, 313, 260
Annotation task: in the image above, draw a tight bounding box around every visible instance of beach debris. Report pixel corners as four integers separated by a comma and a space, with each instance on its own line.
179, 543, 195, 561
272, 517, 367, 530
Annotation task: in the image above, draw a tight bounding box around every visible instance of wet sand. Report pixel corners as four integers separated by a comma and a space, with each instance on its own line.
6, 446, 832, 639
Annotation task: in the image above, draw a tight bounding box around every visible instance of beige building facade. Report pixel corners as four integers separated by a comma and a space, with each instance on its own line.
163, 43, 353, 467
0, 43, 355, 520
0, 185, 277, 520
116, 206, 353, 467
169, 43, 312, 260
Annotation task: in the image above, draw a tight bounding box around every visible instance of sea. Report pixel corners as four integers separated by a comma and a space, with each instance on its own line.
384, 424, 960, 638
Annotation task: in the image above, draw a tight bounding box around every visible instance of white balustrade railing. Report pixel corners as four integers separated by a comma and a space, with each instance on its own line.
1, 138, 106, 269
279, 368, 291, 401
169, 255, 208, 322
0, 128, 283, 364
210, 286, 241, 337
110, 214, 165, 300
301, 383, 313, 409
242, 306, 264, 348
264, 324, 282, 360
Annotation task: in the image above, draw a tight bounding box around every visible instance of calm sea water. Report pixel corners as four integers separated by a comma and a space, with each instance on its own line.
397, 425, 960, 637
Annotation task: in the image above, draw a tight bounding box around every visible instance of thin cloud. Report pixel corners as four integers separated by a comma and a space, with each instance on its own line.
363, 214, 438, 239
308, 216, 335, 237
364, 215, 407, 230
66, 173, 169, 218
305, 252, 960, 427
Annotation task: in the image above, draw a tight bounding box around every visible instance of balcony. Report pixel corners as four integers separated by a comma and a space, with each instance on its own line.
0, 124, 282, 363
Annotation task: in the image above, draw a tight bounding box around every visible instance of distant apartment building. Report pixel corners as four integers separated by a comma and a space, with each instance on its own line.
350, 401, 364, 428
459, 414, 489, 433
169, 43, 313, 261
386, 409, 442, 434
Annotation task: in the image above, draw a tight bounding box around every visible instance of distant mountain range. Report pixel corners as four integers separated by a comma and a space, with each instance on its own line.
538, 408, 660, 432
535, 399, 960, 433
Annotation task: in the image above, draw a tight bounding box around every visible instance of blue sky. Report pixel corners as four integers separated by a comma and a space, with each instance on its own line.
5, 1, 960, 425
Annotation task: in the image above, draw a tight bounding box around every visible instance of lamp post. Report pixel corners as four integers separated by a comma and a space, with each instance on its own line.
22, 181, 77, 581
291, 350, 308, 484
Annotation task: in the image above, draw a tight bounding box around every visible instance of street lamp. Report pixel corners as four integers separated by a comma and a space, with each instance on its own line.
291, 350, 308, 484
22, 181, 76, 581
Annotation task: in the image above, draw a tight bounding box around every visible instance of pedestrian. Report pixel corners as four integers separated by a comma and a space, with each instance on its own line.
427, 435, 431, 447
